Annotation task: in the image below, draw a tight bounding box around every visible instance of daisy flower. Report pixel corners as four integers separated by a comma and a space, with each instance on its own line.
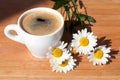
50, 56, 77, 73
88, 45, 111, 65
71, 28, 97, 54
47, 41, 71, 64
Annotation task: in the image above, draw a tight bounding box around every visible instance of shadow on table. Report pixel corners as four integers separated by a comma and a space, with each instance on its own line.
73, 54, 82, 68
61, 21, 93, 44
0, 0, 50, 21
97, 36, 112, 47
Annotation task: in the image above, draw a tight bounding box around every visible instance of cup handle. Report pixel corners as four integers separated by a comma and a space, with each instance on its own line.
4, 24, 24, 44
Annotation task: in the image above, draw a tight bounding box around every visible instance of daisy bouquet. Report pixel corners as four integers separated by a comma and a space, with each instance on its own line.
47, 28, 111, 73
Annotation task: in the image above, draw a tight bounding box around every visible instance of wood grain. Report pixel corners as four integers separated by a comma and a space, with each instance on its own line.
0, 0, 120, 80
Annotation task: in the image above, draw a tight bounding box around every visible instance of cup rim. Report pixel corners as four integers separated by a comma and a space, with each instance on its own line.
18, 7, 64, 37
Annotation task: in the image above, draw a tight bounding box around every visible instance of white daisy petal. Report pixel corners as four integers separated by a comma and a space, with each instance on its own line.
81, 28, 87, 35
104, 53, 110, 58
78, 30, 81, 35
59, 41, 68, 49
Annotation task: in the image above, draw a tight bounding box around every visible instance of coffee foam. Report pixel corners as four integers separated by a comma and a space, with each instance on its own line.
21, 10, 62, 35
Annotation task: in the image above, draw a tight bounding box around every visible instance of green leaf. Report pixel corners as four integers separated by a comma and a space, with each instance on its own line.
74, 13, 96, 23
78, 14, 87, 21
74, 13, 86, 21
52, 0, 70, 10
64, 5, 70, 20
87, 16, 96, 23
73, 13, 84, 26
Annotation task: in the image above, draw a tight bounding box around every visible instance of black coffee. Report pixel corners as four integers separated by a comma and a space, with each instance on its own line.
21, 10, 62, 35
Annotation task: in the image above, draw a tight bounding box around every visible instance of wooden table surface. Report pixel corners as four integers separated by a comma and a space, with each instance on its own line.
0, 0, 120, 80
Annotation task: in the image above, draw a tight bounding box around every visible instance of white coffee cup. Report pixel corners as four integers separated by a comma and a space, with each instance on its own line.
4, 7, 64, 58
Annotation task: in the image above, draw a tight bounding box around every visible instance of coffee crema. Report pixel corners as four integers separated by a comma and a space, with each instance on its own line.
21, 10, 62, 35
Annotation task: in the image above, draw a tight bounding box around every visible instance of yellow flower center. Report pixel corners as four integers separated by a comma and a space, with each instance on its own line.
52, 48, 62, 58
79, 37, 89, 46
71, 47, 77, 53
94, 49, 103, 59
58, 60, 68, 67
